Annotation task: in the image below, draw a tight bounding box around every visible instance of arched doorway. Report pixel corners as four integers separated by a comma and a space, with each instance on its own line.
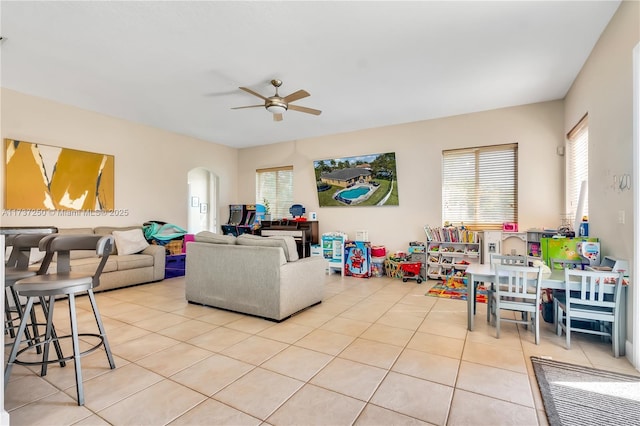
187, 167, 217, 234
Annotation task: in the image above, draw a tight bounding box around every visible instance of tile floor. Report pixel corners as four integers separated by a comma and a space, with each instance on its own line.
4, 274, 639, 425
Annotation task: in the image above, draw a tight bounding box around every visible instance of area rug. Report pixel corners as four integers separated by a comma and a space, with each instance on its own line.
531, 356, 640, 426
425, 276, 487, 303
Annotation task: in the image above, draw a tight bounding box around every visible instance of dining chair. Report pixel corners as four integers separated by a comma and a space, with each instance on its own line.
489, 264, 543, 344
485, 254, 528, 322
4, 234, 116, 406
555, 269, 623, 357
549, 258, 584, 270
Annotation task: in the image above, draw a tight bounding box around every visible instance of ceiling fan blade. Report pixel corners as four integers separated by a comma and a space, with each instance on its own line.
273, 113, 284, 122
283, 89, 310, 103
231, 104, 264, 110
239, 87, 267, 100
288, 104, 322, 116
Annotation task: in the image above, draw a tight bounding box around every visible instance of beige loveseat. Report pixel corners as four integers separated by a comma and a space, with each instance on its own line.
185, 232, 326, 321
30, 226, 166, 292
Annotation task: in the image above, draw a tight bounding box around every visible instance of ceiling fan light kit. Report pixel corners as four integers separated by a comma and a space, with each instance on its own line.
233, 79, 321, 121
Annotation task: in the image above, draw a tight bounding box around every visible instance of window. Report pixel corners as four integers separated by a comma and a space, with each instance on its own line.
566, 114, 589, 220
256, 166, 293, 219
442, 143, 518, 230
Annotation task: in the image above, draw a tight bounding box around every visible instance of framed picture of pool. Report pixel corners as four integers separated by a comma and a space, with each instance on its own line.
313, 152, 399, 207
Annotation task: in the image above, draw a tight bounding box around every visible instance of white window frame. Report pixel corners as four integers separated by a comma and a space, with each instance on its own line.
566, 114, 589, 222
256, 166, 293, 219
442, 143, 518, 230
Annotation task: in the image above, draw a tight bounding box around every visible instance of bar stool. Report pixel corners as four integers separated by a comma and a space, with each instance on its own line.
4, 233, 59, 358
4, 234, 116, 406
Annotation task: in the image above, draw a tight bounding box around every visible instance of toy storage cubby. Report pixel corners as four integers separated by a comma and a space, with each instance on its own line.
424, 225, 481, 280
322, 232, 347, 275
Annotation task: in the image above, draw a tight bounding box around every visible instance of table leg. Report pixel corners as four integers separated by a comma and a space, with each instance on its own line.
468, 273, 475, 331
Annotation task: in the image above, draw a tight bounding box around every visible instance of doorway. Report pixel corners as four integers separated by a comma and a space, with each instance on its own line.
187, 167, 217, 234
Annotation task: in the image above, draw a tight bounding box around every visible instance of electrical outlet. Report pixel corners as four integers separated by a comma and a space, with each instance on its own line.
618, 210, 625, 224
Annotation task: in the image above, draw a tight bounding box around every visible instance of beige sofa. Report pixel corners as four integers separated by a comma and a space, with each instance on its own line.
30, 226, 166, 292
185, 232, 326, 321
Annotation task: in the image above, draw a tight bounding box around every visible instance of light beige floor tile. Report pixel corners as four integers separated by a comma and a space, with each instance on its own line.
196, 308, 245, 326
288, 309, 334, 328
418, 318, 468, 340
257, 320, 314, 343
72, 414, 112, 425
112, 332, 180, 362
37, 350, 127, 392
157, 318, 217, 341
456, 360, 534, 408
267, 383, 366, 426
7, 391, 94, 426
370, 371, 453, 425
261, 346, 334, 381
169, 399, 261, 426
310, 357, 387, 401
407, 331, 465, 359
98, 379, 206, 425
5, 375, 60, 411
225, 316, 276, 334
170, 354, 254, 396
75, 363, 164, 412
392, 348, 460, 387
136, 342, 213, 377
447, 389, 538, 426
187, 326, 252, 352
359, 323, 415, 347
462, 340, 527, 374
375, 310, 425, 331
319, 316, 372, 337
213, 367, 304, 419
169, 303, 217, 319
339, 337, 403, 369
133, 311, 191, 332
354, 403, 432, 425
294, 329, 355, 356
102, 323, 152, 346
221, 335, 288, 365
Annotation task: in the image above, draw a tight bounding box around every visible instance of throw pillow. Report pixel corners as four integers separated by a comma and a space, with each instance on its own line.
195, 231, 236, 245
112, 228, 149, 255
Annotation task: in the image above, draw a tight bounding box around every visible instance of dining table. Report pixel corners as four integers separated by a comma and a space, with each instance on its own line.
465, 262, 627, 356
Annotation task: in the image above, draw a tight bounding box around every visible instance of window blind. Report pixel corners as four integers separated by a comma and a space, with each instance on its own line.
442, 144, 518, 230
256, 166, 293, 219
566, 114, 589, 219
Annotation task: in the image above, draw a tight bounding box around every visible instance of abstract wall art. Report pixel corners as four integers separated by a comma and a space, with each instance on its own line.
4, 139, 114, 210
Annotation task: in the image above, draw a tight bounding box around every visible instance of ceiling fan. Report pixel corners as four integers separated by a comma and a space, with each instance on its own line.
232, 79, 322, 122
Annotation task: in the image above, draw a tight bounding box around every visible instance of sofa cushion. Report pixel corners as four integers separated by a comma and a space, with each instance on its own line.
195, 231, 236, 245
43, 257, 118, 275
115, 254, 154, 271
267, 236, 299, 262
236, 234, 298, 262
112, 228, 149, 255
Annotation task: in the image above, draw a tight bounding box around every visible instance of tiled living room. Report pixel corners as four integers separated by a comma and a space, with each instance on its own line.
2, 1, 640, 425
5, 274, 638, 426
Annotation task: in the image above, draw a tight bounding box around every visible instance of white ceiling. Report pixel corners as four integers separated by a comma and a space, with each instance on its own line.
0, 1, 621, 149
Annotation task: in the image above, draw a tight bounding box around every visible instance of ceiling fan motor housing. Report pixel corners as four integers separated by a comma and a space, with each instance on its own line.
266, 97, 288, 112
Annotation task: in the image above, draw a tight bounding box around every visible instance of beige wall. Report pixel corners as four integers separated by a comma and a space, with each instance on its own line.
564, 0, 639, 350
238, 100, 565, 252
0, 88, 238, 230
